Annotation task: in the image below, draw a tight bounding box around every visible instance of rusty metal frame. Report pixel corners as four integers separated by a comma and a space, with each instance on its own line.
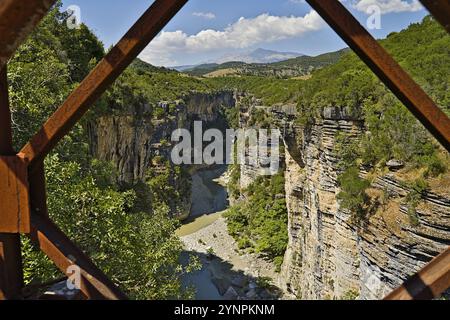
0, 0, 57, 69
419, 0, 450, 34
0, 0, 449, 300
0, 0, 188, 300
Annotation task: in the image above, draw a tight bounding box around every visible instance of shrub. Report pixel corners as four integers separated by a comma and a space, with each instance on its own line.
337, 166, 371, 220
404, 177, 429, 226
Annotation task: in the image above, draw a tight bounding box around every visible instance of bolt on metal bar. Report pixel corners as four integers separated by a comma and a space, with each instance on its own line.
306, 0, 450, 152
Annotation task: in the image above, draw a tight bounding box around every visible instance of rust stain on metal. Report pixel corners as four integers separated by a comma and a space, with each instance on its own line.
28, 162, 49, 217
0, 155, 31, 233
0, 0, 57, 69
0, 66, 24, 299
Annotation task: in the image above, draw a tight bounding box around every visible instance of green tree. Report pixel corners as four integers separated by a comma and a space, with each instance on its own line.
337, 166, 371, 220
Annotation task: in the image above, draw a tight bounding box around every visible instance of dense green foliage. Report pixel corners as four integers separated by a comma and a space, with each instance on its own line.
23, 155, 198, 299
297, 17, 448, 173
10, 3, 197, 299
142, 159, 191, 218
224, 174, 288, 270
205, 76, 303, 106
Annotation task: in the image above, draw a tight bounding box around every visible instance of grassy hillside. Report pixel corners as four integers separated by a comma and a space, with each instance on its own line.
185, 49, 347, 78
95, 58, 218, 116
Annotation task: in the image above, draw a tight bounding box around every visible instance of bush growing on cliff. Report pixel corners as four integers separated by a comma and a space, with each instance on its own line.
403, 177, 429, 226
337, 166, 371, 220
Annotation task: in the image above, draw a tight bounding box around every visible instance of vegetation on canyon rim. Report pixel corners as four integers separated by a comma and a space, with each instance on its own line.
8, 0, 449, 299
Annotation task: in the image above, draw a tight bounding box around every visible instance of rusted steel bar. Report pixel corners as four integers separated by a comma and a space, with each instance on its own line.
0, 68, 31, 234
0, 68, 14, 154
28, 162, 49, 218
384, 247, 450, 300
306, 0, 450, 151
21, 0, 189, 172
419, 0, 450, 33
0, 0, 57, 69
0, 67, 24, 299
29, 214, 128, 300
0, 237, 23, 300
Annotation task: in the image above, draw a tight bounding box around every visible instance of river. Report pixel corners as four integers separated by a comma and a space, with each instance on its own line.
176, 165, 229, 237
177, 165, 283, 300
178, 165, 229, 300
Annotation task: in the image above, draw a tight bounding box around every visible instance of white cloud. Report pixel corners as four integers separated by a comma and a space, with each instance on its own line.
349, 0, 423, 14
193, 12, 216, 20
140, 10, 325, 66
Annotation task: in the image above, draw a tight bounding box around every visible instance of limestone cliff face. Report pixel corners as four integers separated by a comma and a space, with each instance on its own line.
236, 99, 449, 299
277, 106, 450, 299
86, 91, 235, 219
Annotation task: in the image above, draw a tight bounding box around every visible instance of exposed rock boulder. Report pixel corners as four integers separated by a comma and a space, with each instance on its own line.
386, 159, 404, 171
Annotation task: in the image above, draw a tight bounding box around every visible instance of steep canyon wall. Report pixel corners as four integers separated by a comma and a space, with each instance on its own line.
238, 101, 449, 300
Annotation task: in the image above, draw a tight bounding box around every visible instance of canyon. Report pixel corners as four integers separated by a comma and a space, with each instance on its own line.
86, 91, 449, 300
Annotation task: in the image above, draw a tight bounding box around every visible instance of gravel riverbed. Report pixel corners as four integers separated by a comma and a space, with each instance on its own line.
180, 214, 286, 300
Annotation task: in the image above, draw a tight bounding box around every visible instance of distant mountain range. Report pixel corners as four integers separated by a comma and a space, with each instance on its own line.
172, 48, 303, 71
181, 48, 349, 78
215, 48, 303, 64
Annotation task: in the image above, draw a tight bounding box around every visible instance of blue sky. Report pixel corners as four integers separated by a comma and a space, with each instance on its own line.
61, 0, 428, 67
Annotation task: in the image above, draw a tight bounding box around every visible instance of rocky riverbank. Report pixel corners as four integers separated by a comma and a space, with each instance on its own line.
180, 215, 289, 300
